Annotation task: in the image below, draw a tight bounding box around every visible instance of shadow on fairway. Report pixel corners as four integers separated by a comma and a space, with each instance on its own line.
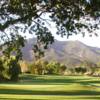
0, 88, 100, 96
1, 75, 100, 87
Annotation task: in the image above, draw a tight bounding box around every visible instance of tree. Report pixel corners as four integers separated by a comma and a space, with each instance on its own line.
0, 58, 5, 81
59, 64, 66, 74
0, 58, 4, 73
8, 58, 21, 81
30, 60, 47, 75
75, 67, 87, 74
0, 0, 100, 49
82, 61, 97, 75
46, 62, 61, 74
0, 34, 24, 81
30, 60, 66, 75
46, 62, 66, 75
0, 0, 100, 80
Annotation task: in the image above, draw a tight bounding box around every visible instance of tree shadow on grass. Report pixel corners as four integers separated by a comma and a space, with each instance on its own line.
1, 75, 100, 87
0, 89, 100, 95
1, 97, 100, 100
0, 77, 77, 85
19, 75, 100, 86
0, 98, 34, 100
76, 80, 100, 87
22, 77, 100, 86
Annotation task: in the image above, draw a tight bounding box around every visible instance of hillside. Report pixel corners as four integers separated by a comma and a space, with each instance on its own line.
22, 38, 100, 66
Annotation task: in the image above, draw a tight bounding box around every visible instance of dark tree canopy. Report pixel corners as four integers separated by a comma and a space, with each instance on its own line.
0, 0, 100, 58
0, 0, 100, 30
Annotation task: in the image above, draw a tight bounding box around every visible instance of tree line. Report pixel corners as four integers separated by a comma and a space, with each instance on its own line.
1, 55, 100, 82
23, 60, 100, 76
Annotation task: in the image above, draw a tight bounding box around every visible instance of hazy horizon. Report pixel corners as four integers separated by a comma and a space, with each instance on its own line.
25, 31, 100, 48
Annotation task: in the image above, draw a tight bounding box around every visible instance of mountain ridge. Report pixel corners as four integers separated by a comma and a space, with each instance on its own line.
22, 38, 100, 65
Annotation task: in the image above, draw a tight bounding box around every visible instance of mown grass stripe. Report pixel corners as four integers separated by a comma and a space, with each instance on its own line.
0, 94, 100, 100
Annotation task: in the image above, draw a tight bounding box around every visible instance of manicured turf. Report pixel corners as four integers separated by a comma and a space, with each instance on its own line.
0, 74, 100, 100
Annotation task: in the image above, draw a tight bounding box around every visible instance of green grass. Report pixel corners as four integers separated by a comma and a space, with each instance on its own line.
0, 74, 100, 100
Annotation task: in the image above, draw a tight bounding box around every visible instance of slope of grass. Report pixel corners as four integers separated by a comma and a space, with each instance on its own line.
0, 74, 100, 100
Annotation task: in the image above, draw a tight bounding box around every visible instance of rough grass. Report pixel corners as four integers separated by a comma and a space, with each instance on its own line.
0, 74, 100, 100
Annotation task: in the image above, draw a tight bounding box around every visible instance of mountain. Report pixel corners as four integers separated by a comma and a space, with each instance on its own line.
22, 38, 100, 66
